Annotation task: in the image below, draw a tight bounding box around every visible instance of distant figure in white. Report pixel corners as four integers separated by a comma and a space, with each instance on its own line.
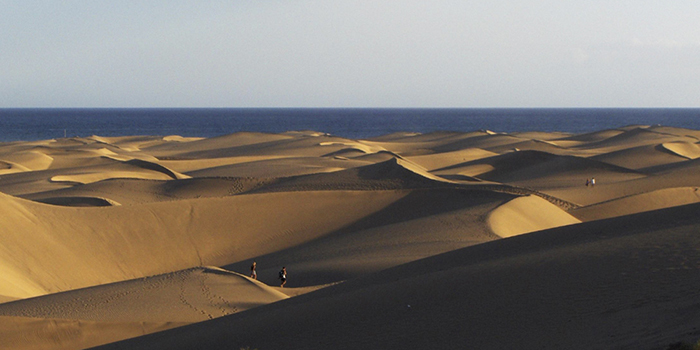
250, 261, 257, 280
591, 177, 596, 186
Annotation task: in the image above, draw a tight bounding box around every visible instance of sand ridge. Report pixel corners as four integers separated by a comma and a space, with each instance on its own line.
95, 202, 700, 350
1, 125, 700, 349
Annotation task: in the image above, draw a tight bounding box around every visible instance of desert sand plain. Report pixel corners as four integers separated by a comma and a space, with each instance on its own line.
0, 125, 699, 349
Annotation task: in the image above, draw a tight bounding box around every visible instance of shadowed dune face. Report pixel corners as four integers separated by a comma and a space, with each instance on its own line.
93, 203, 700, 350
1, 126, 700, 349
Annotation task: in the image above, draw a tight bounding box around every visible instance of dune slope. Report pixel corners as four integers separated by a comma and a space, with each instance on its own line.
95, 203, 700, 350
2, 127, 700, 349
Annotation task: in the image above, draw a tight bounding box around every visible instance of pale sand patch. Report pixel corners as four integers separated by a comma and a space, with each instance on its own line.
318, 141, 385, 154
50, 171, 176, 184
0, 295, 19, 304
487, 195, 581, 237
661, 141, 700, 159
162, 135, 201, 142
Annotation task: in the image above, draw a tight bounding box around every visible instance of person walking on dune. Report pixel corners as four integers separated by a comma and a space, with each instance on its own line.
250, 261, 257, 280
279, 266, 287, 288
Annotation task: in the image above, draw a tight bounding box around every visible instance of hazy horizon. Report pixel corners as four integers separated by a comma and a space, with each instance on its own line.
2, 1, 699, 108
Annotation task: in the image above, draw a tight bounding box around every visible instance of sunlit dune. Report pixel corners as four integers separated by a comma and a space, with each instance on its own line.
487, 195, 581, 237
661, 141, 700, 160
1, 125, 699, 349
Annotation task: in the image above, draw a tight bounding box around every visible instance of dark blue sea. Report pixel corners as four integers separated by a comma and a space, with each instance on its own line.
1, 108, 699, 142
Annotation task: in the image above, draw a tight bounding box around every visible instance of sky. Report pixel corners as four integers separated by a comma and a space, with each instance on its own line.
1, 1, 699, 108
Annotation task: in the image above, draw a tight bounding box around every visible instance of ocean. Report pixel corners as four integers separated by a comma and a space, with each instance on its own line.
1, 108, 699, 142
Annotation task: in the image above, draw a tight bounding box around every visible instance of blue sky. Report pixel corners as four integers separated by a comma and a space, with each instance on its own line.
1, 1, 699, 108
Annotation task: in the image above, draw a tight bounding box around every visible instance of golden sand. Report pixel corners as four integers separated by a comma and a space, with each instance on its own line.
0, 125, 699, 349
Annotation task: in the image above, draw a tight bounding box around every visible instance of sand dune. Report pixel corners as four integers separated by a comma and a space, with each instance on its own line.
0, 316, 184, 350
574, 126, 699, 153
0, 160, 31, 175
147, 133, 360, 160
34, 196, 121, 207
661, 141, 700, 160
95, 203, 700, 350
87, 135, 198, 153
50, 171, 174, 185
0, 189, 409, 299
0, 267, 287, 323
1, 126, 700, 349
225, 188, 514, 286
183, 156, 361, 178
157, 155, 293, 173
143, 132, 293, 157
438, 150, 645, 192
430, 133, 525, 153
647, 125, 700, 140
483, 138, 577, 155
591, 144, 689, 171
405, 148, 498, 171
49, 159, 189, 185
554, 127, 625, 143
571, 187, 700, 221
0, 150, 54, 171
22, 177, 269, 205
246, 157, 452, 194
362, 131, 520, 157
487, 195, 581, 237
546, 156, 700, 208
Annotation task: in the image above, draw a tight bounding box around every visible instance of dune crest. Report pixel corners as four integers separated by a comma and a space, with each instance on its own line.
0, 267, 288, 323
661, 141, 700, 159
487, 195, 581, 237
0, 151, 54, 171
571, 187, 700, 221
2, 126, 700, 349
